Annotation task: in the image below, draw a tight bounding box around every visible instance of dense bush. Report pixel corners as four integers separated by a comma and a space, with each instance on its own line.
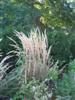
0, 0, 40, 54
13, 78, 55, 100
47, 30, 71, 62
56, 59, 75, 100
56, 72, 75, 100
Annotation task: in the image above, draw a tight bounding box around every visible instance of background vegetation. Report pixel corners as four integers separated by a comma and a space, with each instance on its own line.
0, 0, 75, 100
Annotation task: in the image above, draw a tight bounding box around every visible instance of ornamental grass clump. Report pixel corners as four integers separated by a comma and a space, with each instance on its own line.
13, 29, 52, 82
0, 52, 21, 95
0, 55, 13, 81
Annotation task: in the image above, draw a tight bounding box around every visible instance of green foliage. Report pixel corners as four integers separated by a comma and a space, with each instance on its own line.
33, 0, 75, 62
13, 79, 39, 100
34, 0, 75, 29
0, 0, 39, 34
13, 78, 53, 100
68, 59, 75, 72
56, 59, 75, 99
56, 57, 75, 100
56, 72, 75, 100
56, 73, 71, 96
47, 61, 59, 80
0, 0, 40, 53
47, 30, 71, 62
0, 67, 21, 96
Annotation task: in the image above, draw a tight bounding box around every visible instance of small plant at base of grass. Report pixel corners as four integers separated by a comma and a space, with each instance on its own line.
13, 78, 55, 100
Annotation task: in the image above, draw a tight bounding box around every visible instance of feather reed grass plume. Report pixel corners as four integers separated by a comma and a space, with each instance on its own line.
14, 28, 52, 82
0, 55, 13, 81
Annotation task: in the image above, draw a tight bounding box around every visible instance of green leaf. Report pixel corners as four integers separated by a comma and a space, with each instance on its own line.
34, 4, 42, 9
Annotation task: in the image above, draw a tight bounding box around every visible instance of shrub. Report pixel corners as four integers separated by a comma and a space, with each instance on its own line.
68, 59, 75, 72
56, 59, 75, 100
13, 78, 54, 100
47, 30, 71, 62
